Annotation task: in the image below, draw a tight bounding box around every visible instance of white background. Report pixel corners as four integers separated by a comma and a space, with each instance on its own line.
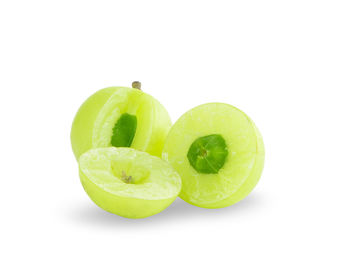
1, 0, 349, 276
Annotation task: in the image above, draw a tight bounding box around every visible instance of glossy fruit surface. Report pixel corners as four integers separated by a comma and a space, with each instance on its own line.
162, 103, 264, 208
79, 147, 182, 218
71, 86, 171, 160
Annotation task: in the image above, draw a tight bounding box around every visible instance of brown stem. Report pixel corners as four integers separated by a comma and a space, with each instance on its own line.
132, 81, 141, 90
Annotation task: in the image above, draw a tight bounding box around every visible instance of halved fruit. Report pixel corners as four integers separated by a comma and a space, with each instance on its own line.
71, 83, 171, 160
162, 103, 264, 209
79, 147, 182, 218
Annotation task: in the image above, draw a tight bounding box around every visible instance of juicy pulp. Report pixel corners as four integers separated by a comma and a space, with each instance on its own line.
79, 147, 182, 218
71, 87, 171, 160
162, 103, 264, 209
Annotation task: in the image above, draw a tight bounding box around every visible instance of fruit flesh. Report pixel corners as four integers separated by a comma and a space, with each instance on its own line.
210, 121, 264, 208
79, 147, 182, 218
71, 87, 171, 160
162, 103, 264, 208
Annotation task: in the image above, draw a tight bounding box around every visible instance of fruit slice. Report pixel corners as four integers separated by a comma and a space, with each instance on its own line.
162, 103, 264, 209
71, 82, 171, 160
79, 147, 182, 218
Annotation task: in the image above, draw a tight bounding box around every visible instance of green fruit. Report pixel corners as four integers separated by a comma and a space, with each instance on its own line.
162, 103, 264, 209
71, 83, 171, 160
79, 147, 182, 218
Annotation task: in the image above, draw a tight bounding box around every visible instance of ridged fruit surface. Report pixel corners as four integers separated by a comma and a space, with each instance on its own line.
79, 147, 182, 218
162, 103, 264, 208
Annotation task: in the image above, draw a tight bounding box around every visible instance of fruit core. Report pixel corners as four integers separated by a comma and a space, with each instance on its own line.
111, 161, 150, 185
111, 113, 137, 147
187, 134, 228, 174
121, 171, 133, 184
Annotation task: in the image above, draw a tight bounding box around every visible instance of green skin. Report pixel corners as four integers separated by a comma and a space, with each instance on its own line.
162, 103, 265, 209
79, 147, 182, 219
71, 87, 171, 160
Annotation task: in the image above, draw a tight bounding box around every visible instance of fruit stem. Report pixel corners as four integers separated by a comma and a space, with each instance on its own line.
132, 81, 141, 90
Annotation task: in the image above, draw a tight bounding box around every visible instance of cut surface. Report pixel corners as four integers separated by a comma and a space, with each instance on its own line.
71, 86, 172, 160
80, 147, 181, 200
92, 88, 154, 151
162, 103, 264, 208
79, 147, 182, 218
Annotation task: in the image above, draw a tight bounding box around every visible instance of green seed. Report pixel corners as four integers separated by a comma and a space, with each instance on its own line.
111, 113, 137, 147
187, 134, 228, 174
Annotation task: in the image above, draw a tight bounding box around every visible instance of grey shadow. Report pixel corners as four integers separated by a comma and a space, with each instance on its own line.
66, 193, 263, 229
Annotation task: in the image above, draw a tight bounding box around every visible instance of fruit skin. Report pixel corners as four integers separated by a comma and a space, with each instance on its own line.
71, 87, 171, 160
71, 88, 112, 160
162, 103, 265, 209
79, 147, 182, 219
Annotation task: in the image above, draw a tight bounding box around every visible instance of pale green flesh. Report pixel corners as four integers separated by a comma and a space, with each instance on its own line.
71, 86, 172, 160
79, 147, 182, 218
111, 159, 150, 185
79, 147, 181, 200
162, 103, 264, 208
187, 134, 228, 174
110, 113, 137, 147
91, 88, 153, 151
